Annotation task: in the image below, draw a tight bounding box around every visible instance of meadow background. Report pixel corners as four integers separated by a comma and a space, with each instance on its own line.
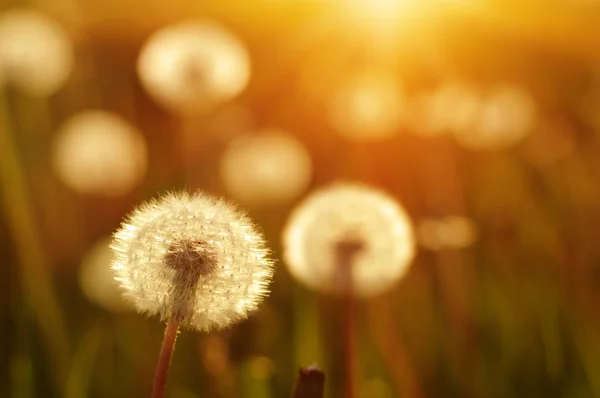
2, 0, 600, 397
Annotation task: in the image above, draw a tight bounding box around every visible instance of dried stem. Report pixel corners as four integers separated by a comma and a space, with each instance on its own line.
152, 319, 180, 398
291, 365, 325, 398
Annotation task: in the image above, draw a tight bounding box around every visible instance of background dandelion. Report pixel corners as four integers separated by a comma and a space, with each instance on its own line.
137, 20, 251, 115
51, 110, 147, 197
283, 183, 415, 297
0, 8, 73, 96
220, 129, 312, 206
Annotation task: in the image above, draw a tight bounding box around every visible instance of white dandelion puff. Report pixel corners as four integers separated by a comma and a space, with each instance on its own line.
52, 110, 147, 197
220, 129, 312, 206
111, 191, 275, 332
282, 183, 415, 297
0, 9, 73, 96
137, 20, 251, 115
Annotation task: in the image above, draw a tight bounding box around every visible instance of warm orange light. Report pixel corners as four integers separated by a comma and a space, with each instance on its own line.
328, 70, 405, 141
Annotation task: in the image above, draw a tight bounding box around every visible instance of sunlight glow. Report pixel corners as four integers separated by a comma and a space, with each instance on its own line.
329, 70, 405, 141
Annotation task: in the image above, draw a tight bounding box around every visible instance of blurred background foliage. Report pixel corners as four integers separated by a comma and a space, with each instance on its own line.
2, 0, 600, 397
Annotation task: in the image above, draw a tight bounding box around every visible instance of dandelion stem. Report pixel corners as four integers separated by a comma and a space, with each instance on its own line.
343, 290, 357, 398
152, 319, 180, 398
336, 239, 362, 398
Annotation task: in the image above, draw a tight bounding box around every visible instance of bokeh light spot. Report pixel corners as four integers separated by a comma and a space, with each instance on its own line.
220, 130, 312, 206
0, 9, 73, 96
79, 237, 130, 313
283, 183, 415, 297
137, 20, 251, 115
328, 70, 405, 141
52, 110, 147, 197
417, 216, 478, 251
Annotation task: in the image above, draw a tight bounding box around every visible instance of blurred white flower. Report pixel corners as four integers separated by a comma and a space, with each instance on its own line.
111, 191, 274, 331
52, 110, 147, 197
453, 85, 537, 150
220, 130, 312, 206
409, 83, 481, 137
282, 183, 415, 297
0, 9, 73, 96
79, 237, 130, 313
328, 70, 405, 141
137, 20, 251, 115
417, 216, 478, 251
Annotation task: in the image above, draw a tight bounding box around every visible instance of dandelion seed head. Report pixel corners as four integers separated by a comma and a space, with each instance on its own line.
0, 9, 73, 96
282, 183, 415, 297
111, 191, 274, 331
52, 110, 147, 197
220, 130, 312, 206
137, 20, 250, 115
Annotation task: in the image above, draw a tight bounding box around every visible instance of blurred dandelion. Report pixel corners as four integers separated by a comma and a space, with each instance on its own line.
416, 216, 478, 251
220, 129, 312, 206
78, 237, 129, 313
111, 190, 274, 331
282, 183, 415, 297
0, 9, 73, 96
111, 190, 274, 397
51, 110, 147, 197
328, 70, 405, 142
409, 82, 481, 137
137, 20, 251, 115
453, 84, 538, 150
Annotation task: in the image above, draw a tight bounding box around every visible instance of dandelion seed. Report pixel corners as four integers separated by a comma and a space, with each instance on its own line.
111, 190, 274, 331
0, 9, 73, 96
282, 183, 415, 297
137, 20, 251, 115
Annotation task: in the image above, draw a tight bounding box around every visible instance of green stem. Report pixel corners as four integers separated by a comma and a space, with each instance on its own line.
0, 89, 70, 390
